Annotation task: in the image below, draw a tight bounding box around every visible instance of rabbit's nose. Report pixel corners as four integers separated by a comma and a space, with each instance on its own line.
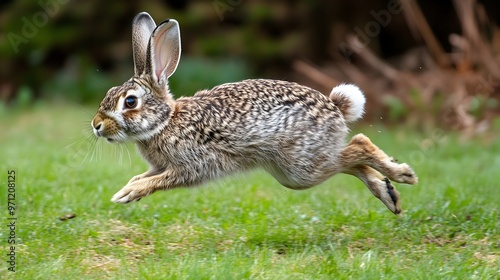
92, 115, 104, 136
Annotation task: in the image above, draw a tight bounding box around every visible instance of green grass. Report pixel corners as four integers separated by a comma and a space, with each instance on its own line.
1, 104, 499, 279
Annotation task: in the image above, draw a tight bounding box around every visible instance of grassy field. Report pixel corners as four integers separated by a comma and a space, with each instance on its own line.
1, 104, 499, 279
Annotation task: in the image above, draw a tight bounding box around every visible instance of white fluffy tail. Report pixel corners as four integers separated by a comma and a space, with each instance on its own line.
329, 84, 366, 122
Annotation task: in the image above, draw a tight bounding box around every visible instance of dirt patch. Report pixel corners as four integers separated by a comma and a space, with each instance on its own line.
78, 219, 156, 275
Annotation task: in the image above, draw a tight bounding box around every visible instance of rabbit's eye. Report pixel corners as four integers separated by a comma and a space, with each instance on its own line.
124, 96, 138, 109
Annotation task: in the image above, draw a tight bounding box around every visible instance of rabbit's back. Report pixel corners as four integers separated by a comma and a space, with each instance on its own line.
187, 79, 348, 143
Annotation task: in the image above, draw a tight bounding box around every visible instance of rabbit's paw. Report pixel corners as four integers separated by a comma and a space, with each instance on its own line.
382, 178, 401, 215
390, 163, 418, 185
111, 182, 150, 204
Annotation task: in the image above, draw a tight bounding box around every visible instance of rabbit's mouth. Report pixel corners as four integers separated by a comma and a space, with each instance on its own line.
93, 130, 117, 142
105, 136, 126, 143
104, 132, 128, 143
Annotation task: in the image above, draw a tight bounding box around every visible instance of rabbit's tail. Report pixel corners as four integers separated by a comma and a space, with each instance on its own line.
329, 84, 366, 122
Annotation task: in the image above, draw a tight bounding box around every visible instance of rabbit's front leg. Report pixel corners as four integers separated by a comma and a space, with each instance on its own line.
127, 171, 150, 184
127, 169, 163, 184
111, 169, 181, 203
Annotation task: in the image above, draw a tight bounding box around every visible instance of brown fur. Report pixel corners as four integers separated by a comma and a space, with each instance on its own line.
90, 13, 418, 214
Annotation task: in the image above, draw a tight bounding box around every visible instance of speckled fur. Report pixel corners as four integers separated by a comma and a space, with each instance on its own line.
91, 12, 418, 214
137, 79, 348, 189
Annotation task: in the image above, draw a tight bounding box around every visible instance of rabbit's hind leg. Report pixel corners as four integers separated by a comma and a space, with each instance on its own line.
339, 134, 418, 185
344, 165, 402, 214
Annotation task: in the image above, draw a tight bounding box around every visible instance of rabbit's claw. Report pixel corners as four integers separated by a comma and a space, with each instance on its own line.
383, 178, 401, 214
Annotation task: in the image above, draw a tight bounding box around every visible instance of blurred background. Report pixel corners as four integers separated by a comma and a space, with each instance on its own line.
1, 0, 499, 133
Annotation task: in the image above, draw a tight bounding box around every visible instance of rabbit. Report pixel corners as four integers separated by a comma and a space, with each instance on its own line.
91, 12, 417, 215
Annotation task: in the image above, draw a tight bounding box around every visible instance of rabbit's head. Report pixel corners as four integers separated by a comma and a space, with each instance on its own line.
91, 12, 181, 142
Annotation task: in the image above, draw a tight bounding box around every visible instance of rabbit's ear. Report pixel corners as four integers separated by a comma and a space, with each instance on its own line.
146, 19, 181, 86
132, 12, 156, 76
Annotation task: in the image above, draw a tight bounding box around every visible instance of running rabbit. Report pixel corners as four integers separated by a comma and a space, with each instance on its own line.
91, 12, 417, 214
